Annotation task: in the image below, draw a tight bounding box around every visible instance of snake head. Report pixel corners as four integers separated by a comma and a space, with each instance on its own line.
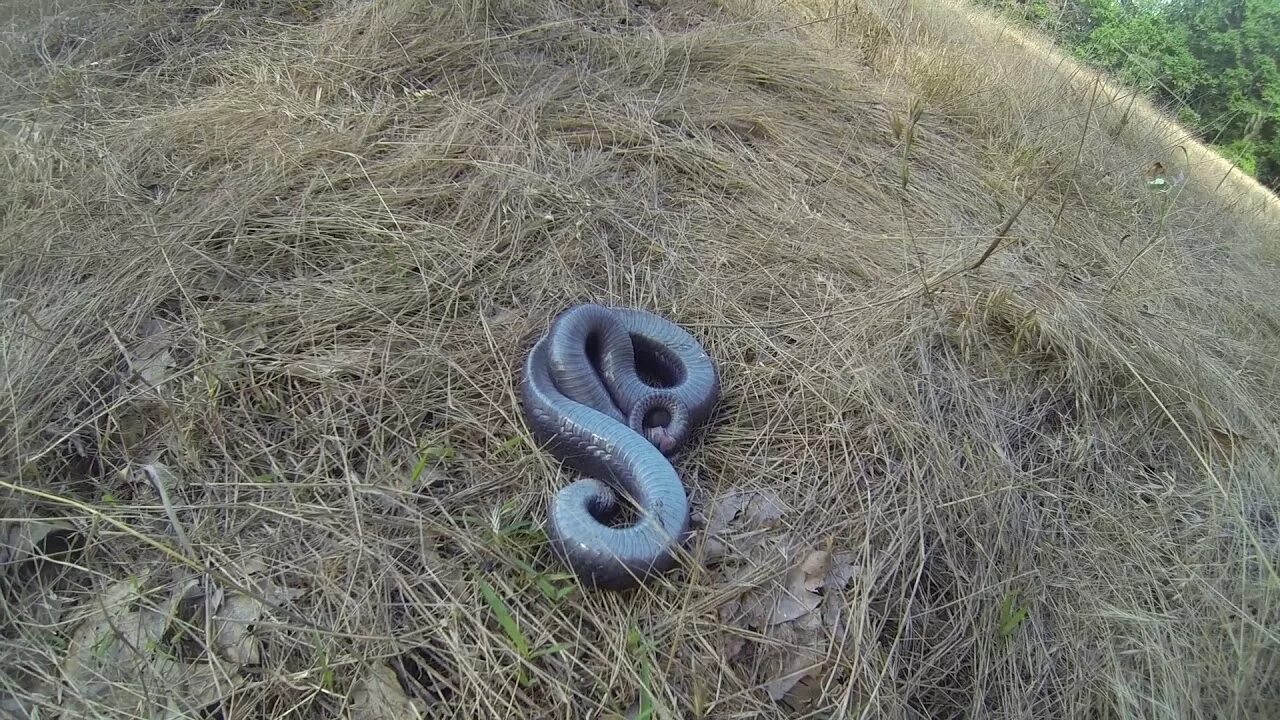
644, 425, 680, 456
656, 430, 679, 455
629, 392, 690, 456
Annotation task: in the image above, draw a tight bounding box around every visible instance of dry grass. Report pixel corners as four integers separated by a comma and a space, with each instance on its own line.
2, 0, 1279, 718
817, 0, 1280, 223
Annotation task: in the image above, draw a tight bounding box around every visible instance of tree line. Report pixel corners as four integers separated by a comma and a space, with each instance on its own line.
976, 0, 1280, 190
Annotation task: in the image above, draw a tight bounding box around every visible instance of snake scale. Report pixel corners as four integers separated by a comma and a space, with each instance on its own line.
520, 304, 721, 590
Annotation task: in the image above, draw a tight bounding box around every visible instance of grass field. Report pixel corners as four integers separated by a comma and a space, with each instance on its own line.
3, 0, 1279, 717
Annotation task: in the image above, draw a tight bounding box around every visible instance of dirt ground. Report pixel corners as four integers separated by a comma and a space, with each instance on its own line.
3, 0, 1279, 717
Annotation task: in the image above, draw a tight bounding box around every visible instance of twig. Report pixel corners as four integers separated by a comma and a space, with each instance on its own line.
3, 298, 51, 333
139, 463, 197, 560
1046, 82, 1098, 245
929, 156, 1065, 284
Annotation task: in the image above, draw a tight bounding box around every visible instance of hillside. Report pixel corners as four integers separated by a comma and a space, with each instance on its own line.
3, 0, 1279, 718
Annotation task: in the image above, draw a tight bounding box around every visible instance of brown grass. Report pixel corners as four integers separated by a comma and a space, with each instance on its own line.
2, 0, 1279, 718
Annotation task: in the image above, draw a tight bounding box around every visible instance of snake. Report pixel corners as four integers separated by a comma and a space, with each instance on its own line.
520, 303, 721, 590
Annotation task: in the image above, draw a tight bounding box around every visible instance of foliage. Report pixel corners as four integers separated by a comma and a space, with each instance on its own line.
976, 0, 1280, 188
1074, 0, 1205, 97
1221, 137, 1262, 175
1171, 0, 1280, 180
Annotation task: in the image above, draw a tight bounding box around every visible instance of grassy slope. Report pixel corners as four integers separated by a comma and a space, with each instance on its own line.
2, 0, 1278, 718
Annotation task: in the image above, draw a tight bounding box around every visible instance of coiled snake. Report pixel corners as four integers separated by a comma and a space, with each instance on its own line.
520, 304, 720, 590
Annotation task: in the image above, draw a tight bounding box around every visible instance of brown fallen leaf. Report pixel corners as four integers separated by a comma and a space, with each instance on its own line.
721, 632, 747, 662
136, 348, 174, 387
1, 518, 77, 567
61, 577, 204, 715
699, 489, 789, 567
229, 558, 307, 608
212, 592, 266, 665
258, 577, 306, 608
822, 552, 859, 628
1209, 426, 1249, 452
798, 550, 832, 592
207, 568, 304, 666
61, 574, 264, 718
697, 536, 731, 565
350, 662, 428, 720
124, 318, 177, 389
826, 552, 858, 589
714, 540, 859, 711
765, 592, 819, 627
223, 317, 266, 353
744, 490, 785, 528
481, 302, 519, 325
157, 663, 246, 720
62, 577, 161, 693
764, 647, 822, 703
768, 549, 833, 625
697, 492, 748, 565
705, 492, 750, 536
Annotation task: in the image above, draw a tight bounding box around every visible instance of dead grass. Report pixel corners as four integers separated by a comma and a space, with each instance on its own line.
2, 0, 1279, 717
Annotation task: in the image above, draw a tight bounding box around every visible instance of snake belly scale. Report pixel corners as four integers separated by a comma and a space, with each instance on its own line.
520, 304, 720, 590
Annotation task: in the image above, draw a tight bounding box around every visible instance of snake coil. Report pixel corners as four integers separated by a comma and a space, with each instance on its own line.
520, 304, 720, 590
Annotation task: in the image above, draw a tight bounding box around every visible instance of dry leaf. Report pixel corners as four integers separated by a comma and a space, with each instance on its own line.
1, 518, 76, 566
721, 632, 747, 662
765, 550, 831, 625
780, 672, 824, 710
156, 662, 245, 720
744, 490, 785, 528
767, 590, 819, 626
62, 578, 173, 710
714, 541, 858, 711
209, 571, 304, 665
1209, 426, 1249, 452
827, 552, 858, 590
764, 647, 821, 702
136, 348, 174, 386
705, 489, 786, 532
212, 593, 265, 665
224, 319, 266, 353
482, 302, 519, 325
798, 550, 832, 592
258, 578, 305, 608
705, 492, 749, 536
128, 319, 176, 388
696, 492, 747, 565
350, 662, 426, 720
61, 576, 245, 718
697, 536, 730, 564
699, 490, 785, 566
821, 553, 858, 628
228, 557, 306, 606
718, 596, 743, 625
756, 586, 813, 626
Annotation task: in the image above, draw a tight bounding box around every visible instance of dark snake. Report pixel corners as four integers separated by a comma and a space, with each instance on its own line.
520, 304, 720, 590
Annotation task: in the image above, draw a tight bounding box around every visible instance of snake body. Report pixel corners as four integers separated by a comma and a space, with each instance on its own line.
520, 304, 720, 590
